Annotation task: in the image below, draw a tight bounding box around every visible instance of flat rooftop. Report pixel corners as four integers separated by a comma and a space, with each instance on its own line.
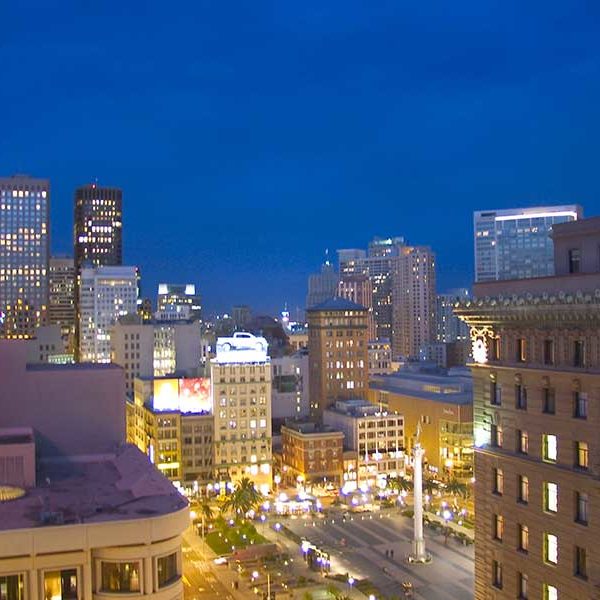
26, 362, 122, 372
0, 445, 187, 532
370, 371, 472, 406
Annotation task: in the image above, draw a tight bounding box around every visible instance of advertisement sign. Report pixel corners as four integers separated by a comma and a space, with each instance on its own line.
152, 377, 211, 414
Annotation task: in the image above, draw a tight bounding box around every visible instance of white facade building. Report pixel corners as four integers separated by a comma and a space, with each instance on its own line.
211, 333, 273, 494
79, 266, 138, 362
323, 398, 404, 490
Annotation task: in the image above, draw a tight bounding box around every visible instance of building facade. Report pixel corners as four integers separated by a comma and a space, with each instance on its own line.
391, 245, 436, 359
48, 256, 77, 351
369, 368, 473, 479
338, 273, 376, 340
323, 399, 404, 491
78, 266, 138, 363
306, 297, 369, 418
281, 422, 344, 488
271, 350, 310, 421
456, 216, 600, 600
306, 261, 339, 310
157, 284, 202, 322
474, 205, 582, 283
368, 339, 393, 375
210, 335, 273, 494
436, 288, 471, 343
74, 183, 123, 270
0, 175, 50, 339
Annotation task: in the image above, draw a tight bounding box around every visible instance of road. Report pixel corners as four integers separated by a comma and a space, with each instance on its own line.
283, 509, 474, 600
182, 538, 236, 600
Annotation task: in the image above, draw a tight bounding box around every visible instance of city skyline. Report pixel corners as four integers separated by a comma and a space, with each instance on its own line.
3, 2, 600, 314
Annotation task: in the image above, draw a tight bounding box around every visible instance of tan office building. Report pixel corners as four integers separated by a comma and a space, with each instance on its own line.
456, 216, 600, 600
306, 297, 369, 418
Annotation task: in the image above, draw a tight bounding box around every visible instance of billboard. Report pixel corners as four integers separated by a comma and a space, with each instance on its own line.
153, 377, 211, 414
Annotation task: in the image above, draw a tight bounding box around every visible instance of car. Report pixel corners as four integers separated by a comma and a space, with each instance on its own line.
217, 332, 267, 353
214, 556, 229, 565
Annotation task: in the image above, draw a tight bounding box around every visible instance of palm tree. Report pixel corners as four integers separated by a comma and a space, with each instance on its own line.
223, 477, 265, 520
423, 477, 439, 496
445, 478, 468, 500
387, 476, 413, 493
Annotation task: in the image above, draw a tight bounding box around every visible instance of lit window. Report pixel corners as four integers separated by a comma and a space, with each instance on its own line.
543, 434, 557, 462
518, 475, 529, 503
544, 482, 558, 513
544, 533, 558, 565
518, 524, 529, 552
543, 584, 558, 600
575, 441, 589, 469
518, 572, 528, 600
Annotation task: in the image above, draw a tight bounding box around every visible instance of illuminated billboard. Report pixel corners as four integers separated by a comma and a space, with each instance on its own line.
215, 332, 269, 364
152, 377, 211, 414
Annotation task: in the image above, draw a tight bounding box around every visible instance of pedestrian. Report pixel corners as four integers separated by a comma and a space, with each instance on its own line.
391, 549, 394, 559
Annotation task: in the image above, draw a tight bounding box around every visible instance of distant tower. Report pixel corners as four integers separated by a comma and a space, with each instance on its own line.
74, 183, 123, 270
0, 175, 50, 338
306, 253, 340, 309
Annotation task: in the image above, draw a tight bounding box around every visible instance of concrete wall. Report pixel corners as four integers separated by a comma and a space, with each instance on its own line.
0, 342, 125, 458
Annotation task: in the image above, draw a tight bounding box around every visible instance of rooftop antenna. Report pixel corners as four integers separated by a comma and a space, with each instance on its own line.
324, 248, 330, 266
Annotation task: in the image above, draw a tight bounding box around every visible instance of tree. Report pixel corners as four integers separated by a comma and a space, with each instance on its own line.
388, 476, 413, 493
423, 477, 439, 496
445, 478, 468, 500
223, 477, 265, 520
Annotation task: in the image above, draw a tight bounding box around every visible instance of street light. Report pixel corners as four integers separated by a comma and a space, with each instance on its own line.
348, 576, 355, 593
252, 569, 271, 599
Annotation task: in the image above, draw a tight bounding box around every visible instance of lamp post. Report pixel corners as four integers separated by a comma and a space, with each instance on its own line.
348, 576, 355, 594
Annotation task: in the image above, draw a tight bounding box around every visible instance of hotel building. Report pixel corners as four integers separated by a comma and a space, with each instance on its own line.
456, 215, 600, 599
210, 334, 273, 494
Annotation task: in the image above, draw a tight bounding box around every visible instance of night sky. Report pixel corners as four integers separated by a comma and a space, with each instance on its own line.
2, 2, 600, 316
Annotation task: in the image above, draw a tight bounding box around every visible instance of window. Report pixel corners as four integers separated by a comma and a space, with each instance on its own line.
543, 339, 554, 366
493, 467, 504, 495
544, 533, 558, 565
518, 475, 529, 503
0, 574, 24, 600
568, 248, 581, 273
491, 424, 503, 448
543, 584, 558, 600
516, 338, 526, 362
518, 430, 529, 454
492, 560, 503, 589
101, 562, 141, 593
515, 384, 527, 410
44, 569, 78, 599
518, 524, 529, 552
491, 337, 501, 360
517, 572, 528, 599
490, 381, 501, 406
574, 546, 587, 579
543, 434, 557, 462
542, 388, 555, 414
573, 340, 585, 367
575, 492, 588, 525
575, 441, 589, 469
573, 392, 588, 419
493, 514, 504, 541
157, 553, 179, 588
544, 482, 558, 513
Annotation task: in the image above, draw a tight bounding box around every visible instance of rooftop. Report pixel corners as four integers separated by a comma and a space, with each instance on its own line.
370, 370, 472, 406
282, 421, 343, 435
306, 297, 367, 312
26, 361, 122, 372
0, 445, 187, 531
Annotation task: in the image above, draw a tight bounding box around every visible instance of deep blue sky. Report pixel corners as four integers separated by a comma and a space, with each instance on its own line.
2, 2, 600, 316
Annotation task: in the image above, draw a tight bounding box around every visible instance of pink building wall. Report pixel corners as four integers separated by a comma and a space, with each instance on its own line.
0, 342, 125, 459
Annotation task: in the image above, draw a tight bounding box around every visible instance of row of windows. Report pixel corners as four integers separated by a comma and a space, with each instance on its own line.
493, 337, 589, 368
491, 382, 589, 418
492, 469, 589, 523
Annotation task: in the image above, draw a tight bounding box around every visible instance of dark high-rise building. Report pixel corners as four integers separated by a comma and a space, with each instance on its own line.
48, 256, 76, 351
0, 175, 50, 338
74, 183, 122, 270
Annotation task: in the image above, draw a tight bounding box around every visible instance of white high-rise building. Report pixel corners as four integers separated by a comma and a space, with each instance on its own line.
211, 333, 273, 494
78, 266, 138, 362
474, 205, 582, 282
0, 175, 50, 338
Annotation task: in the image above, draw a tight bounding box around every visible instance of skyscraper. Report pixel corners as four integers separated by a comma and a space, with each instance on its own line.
456, 216, 600, 600
48, 256, 76, 350
338, 236, 406, 343
78, 266, 138, 362
474, 205, 582, 282
74, 183, 122, 270
157, 283, 202, 321
306, 297, 369, 418
0, 175, 50, 338
306, 260, 339, 310
338, 273, 376, 340
435, 288, 470, 343
391, 245, 436, 359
